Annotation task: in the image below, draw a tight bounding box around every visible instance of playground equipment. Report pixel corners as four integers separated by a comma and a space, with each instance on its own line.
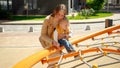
13, 25, 120, 68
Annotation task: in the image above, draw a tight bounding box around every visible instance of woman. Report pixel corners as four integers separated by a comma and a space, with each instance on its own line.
39, 4, 67, 49
39, 4, 68, 68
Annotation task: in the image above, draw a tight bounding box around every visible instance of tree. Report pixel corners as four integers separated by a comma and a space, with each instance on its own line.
0, 6, 11, 20
0, 5, 1, 10
87, 0, 105, 12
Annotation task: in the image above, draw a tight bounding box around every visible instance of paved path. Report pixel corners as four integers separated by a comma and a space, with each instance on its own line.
0, 30, 96, 68
0, 26, 120, 68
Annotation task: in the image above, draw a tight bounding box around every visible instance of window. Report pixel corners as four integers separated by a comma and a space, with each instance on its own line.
24, 0, 37, 10
0, 0, 12, 10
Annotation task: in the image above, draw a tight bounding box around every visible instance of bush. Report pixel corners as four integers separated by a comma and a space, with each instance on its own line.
0, 5, 12, 20
0, 10, 12, 20
0, 5, 1, 11
79, 8, 95, 19
87, 0, 105, 11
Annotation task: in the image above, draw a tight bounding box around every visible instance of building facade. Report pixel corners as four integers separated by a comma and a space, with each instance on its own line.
0, 0, 120, 15
12, 0, 69, 15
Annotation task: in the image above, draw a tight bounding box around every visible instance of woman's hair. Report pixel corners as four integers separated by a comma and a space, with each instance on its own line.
51, 4, 67, 17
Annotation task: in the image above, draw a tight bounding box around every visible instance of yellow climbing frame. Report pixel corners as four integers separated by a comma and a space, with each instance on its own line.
13, 25, 120, 68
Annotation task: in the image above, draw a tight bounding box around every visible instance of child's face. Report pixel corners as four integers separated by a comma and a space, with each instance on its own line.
60, 21, 68, 30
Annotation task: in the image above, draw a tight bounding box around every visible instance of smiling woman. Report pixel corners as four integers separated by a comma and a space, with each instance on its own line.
39, 4, 68, 68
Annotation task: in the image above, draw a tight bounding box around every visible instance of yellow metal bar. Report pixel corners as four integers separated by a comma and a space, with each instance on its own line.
70, 25, 120, 44
13, 47, 59, 68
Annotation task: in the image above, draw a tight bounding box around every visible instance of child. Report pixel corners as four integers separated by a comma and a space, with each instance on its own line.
53, 19, 76, 53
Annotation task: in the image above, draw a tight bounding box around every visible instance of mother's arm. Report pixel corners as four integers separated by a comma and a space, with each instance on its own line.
40, 19, 53, 47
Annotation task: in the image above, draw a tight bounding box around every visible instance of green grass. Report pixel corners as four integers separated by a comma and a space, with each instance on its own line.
89, 12, 113, 19
11, 12, 113, 20
67, 12, 113, 20
11, 15, 46, 20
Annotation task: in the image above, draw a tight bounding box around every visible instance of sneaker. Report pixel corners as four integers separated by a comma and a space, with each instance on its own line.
67, 50, 76, 53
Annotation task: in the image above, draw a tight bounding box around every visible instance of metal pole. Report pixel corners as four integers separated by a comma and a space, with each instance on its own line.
107, 0, 110, 12
26, 3, 28, 17
68, 0, 71, 14
7, 0, 9, 11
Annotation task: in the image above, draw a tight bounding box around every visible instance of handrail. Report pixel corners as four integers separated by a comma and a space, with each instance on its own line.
13, 25, 120, 68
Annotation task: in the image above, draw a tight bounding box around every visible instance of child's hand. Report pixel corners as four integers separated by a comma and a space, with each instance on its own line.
58, 34, 66, 39
65, 35, 71, 38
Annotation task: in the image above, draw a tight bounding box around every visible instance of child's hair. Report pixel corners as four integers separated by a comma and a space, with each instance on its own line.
59, 19, 68, 27
59, 19, 69, 34
60, 19, 68, 24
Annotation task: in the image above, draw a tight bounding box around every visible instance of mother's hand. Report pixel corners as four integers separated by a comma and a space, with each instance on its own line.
52, 41, 60, 49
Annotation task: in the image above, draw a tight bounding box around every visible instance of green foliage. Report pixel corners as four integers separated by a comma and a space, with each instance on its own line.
87, 0, 105, 11
79, 8, 95, 19
67, 12, 112, 20
0, 5, 12, 20
0, 5, 1, 10
10, 12, 112, 20
0, 10, 12, 20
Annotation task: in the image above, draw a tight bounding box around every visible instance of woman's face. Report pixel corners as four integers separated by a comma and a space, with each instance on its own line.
56, 10, 65, 21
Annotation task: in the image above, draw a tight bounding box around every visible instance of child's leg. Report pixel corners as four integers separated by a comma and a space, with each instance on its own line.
68, 42, 76, 51
58, 39, 80, 59
58, 39, 75, 53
